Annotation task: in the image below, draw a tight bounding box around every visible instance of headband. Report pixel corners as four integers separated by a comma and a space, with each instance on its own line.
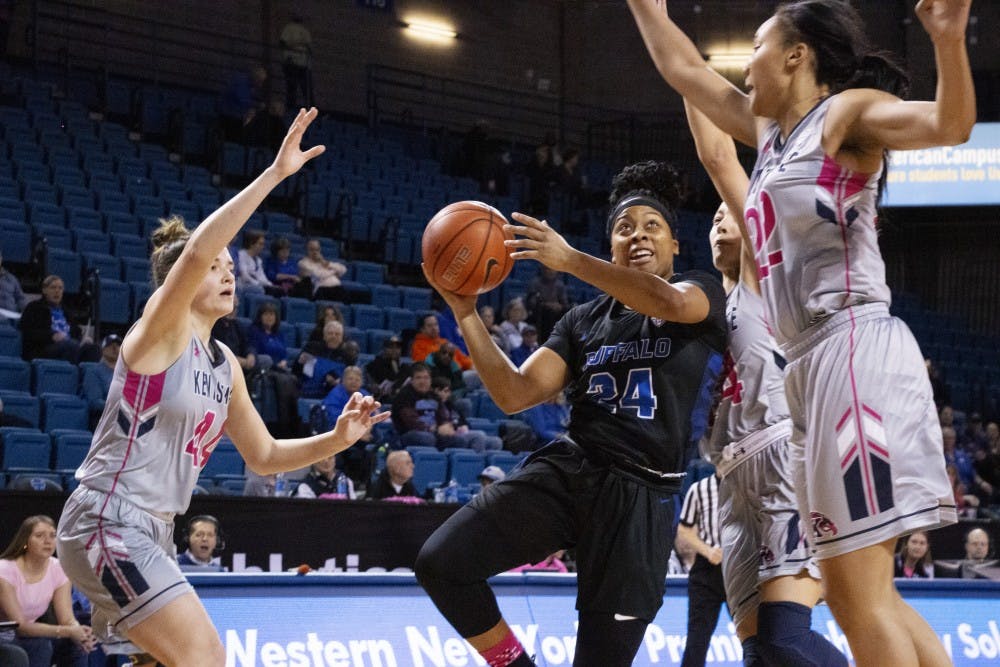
606, 193, 676, 237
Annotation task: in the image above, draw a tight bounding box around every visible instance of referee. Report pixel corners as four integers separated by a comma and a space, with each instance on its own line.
677, 470, 726, 667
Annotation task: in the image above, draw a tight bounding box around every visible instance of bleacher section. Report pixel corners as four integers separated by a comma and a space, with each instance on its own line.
2, 64, 999, 502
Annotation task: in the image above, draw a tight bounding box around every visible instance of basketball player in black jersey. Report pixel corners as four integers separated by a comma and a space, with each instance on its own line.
416, 161, 727, 667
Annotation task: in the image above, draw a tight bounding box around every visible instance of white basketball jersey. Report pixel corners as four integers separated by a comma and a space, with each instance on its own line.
76, 336, 234, 514
744, 98, 890, 348
709, 283, 790, 459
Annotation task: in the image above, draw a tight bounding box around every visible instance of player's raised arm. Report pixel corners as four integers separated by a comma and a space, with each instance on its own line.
421, 265, 569, 415
124, 108, 324, 372
626, 0, 756, 147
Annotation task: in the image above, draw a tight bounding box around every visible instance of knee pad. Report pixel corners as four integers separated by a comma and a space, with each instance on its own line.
757, 601, 847, 667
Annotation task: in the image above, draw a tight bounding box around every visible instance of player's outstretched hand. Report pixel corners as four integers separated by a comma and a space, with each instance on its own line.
915, 0, 972, 44
272, 107, 326, 179
332, 393, 389, 447
505, 212, 578, 273
421, 263, 479, 317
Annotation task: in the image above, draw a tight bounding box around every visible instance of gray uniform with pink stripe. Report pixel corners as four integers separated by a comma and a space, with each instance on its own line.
744, 99, 955, 559
57, 335, 233, 651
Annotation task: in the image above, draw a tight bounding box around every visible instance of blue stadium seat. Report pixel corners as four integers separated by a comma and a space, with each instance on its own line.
370, 284, 401, 309
410, 450, 448, 495
0, 327, 22, 358
120, 257, 151, 284
1, 428, 49, 469
0, 356, 30, 393
31, 359, 78, 396
399, 286, 433, 311
28, 202, 65, 228
130, 281, 153, 320
33, 224, 71, 253
265, 212, 297, 236
486, 450, 521, 475
111, 233, 149, 258
475, 395, 508, 422
466, 417, 500, 437
65, 207, 104, 232
366, 329, 396, 353
446, 450, 486, 486
350, 304, 384, 331
384, 307, 417, 334
242, 293, 280, 320
40, 393, 89, 432
98, 278, 133, 325
282, 297, 316, 325
352, 261, 385, 285
50, 429, 93, 472
46, 248, 83, 293
221, 143, 247, 177
0, 220, 32, 263
104, 212, 140, 236
201, 439, 244, 479
74, 230, 111, 255
82, 252, 121, 280
8, 473, 63, 492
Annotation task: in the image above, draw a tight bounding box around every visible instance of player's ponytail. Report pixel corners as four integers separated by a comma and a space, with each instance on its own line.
150, 215, 191, 287
844, 52, 910, 98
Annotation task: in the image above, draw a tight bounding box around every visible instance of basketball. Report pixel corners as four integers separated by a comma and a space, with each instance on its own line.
421, 200, 514, 295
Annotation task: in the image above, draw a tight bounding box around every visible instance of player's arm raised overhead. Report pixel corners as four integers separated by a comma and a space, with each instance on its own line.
627, 0, 756, 147
422, 266, 570, 415
684, 100, 758, 293
124, 108, 325, 375
505, 212, 711, 325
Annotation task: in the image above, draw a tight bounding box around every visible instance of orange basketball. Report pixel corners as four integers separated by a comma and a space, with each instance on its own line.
421, 201, 514, 295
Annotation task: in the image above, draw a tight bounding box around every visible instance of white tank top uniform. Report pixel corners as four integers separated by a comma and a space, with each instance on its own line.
57, 335, 234, 651
744, 98, 955, 560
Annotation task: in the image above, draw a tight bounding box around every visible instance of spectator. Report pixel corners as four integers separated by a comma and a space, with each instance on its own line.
939, 404, 955, 430
298, 238, 347, 301
526, 268, 569, 341
525, 142, 557, 216
498, 297, 529, 351
294, 454, 355, 499
477, 305, 510, 356
237, 230, 282, 297
245, 95, 289, 151
677, 472, 727, 667
19, 275, 99, 363
210, 295, 257, 374
264, 237, 307, 297
366, 335, 410, 401
219, 64, 268, 142
305, 303, 345, 344
975, 422, 1000, 506
177, 516, 224, 570
391, 364, 448, 449
520, 392, 569, 444
242, 470, 289, 497
80, 334, 121, 428
323, 366, 369, 418
296, 320, 350, 398
248, 302, 300, 437
478, 465, 505, 490
947, 463, 979, 519
0, 516, 95, 667
279, 14, 313, 108
0, 397, 32, 428
894, 530, 934, 579
425, 342, 467, 397
368, 450, 419, 500
410, 314, 473, 372
0, 249, 26, 317
944, 425, 992, 505
248, 302, 289, 370
964, 412, 988, 453
432, 376, 502, 453
508, 323, 539, 367
958, 528, 997, 579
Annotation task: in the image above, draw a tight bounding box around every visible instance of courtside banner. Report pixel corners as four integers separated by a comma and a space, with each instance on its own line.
883, 123, 1000, 207
193, 574, 1000, 667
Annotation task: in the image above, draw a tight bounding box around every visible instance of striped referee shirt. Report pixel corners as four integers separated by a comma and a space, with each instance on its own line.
678, 474, 720, 548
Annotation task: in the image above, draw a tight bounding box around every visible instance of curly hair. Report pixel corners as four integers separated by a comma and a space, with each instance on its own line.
150, 215, 191, 287
607, 161, 683, 235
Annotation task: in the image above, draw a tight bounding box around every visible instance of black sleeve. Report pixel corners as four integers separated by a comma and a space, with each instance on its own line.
673, 270, 727, 327
541, 302, 583, 368
19, 301, 53, 340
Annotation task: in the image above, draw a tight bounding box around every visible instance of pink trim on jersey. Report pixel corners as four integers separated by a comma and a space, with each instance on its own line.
93, 370, 166, 595
123, 369, 166, 412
